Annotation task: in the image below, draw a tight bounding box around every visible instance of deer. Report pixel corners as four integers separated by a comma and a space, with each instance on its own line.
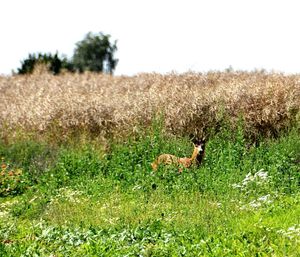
151, 138, 206, 172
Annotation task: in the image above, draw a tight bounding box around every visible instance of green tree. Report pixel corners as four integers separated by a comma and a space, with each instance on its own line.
17, 53, 72, 75
72, 32, 118, 74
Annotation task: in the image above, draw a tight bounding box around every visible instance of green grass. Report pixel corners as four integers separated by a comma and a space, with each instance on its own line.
0, 125, 299, 256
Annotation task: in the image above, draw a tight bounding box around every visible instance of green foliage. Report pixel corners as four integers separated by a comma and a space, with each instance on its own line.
16, 32, 118, 75
0, 159, 29, 196
17, 53, 73, 75
0, 124, 299, 256
72, 32, 118, 74
0, 140, 58, 184
51, 145, 105, 186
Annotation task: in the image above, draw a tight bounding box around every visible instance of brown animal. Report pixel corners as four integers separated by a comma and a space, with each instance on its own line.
151, 139, 206, 172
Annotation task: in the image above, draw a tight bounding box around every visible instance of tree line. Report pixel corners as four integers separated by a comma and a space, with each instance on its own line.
17, 32, 118, 75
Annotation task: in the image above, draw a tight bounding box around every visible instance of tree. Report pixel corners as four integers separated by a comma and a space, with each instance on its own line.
17, 53, 72, 75
16, 32, 117, 75
72, 32, 118, 74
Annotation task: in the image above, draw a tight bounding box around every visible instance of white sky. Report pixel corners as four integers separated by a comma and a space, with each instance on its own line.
1, 0, 300, 75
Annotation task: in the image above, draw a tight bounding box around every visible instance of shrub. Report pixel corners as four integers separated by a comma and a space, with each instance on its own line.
16, 53, 73, 75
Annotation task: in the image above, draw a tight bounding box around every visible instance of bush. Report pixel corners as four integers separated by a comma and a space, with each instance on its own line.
17, 53, 73, 75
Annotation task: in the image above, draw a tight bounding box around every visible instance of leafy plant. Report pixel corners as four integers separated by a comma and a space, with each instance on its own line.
0, 159, 29, 196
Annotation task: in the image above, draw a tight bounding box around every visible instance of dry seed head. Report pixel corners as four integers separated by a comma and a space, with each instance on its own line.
0, 71, 299, 140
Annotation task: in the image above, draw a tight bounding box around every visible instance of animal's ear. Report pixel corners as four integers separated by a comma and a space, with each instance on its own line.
189, 134, 198, 144
190, 134, 206, 145
199, 137, 207, 145
192, 138, 202, 146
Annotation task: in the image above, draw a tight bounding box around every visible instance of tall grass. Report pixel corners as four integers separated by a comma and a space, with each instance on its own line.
0, 71, 299, 141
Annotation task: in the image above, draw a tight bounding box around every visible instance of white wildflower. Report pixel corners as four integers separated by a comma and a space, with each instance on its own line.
277, 225, 300, 239
232, 169, 269, 190
48, 187, 85, 205
232, 183, 242, 189
241, 194, 273, 210
242, 172, 255, 186
254, 169, 268, 180
248, 200, 261, 208
257, 194, 272, 204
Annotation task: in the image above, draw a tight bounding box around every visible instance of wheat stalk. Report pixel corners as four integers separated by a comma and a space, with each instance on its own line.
0, 71, 299, 140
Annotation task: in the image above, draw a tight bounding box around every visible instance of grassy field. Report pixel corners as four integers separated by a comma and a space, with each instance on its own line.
1, 71, 299, 140
0, 71, 299, 256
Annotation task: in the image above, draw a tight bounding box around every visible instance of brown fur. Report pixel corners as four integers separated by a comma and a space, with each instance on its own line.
151, 140, 206, 172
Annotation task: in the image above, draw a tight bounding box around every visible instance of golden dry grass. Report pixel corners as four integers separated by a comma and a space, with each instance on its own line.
0, 71, 299, 141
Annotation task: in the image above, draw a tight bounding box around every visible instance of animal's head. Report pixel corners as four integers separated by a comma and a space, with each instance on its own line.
192, 137, 206, 153
191, 137, 206, 165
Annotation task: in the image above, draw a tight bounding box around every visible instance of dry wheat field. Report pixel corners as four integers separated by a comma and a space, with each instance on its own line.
0, 71, 299, 140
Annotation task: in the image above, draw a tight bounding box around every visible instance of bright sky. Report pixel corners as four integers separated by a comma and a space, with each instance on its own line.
1, 0, 300, 75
